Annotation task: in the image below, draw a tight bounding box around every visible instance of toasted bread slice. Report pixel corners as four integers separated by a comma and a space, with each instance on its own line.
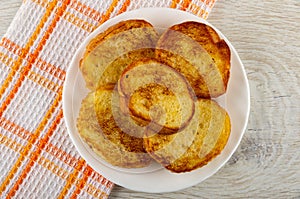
94, 85, 147, 145
119, 58, 196, 135
80, 20, 159, 90
77, 87, 151, 168
156, 21, 231, 98
143, 99, 231, 173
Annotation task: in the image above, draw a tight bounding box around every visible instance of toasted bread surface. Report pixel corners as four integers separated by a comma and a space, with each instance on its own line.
94, 85, 147, 152
80, 20, 158, 90
143, 99, 231, 173
119, 58, 196, 134
77, 89, 151, 168
156, 21, 231, 98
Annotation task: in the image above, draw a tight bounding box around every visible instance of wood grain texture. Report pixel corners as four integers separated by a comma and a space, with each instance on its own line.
1, 0, 299, 198
0, 0, 21, 37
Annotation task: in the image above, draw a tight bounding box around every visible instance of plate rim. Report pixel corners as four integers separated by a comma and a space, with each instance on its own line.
62, 7, 250, 193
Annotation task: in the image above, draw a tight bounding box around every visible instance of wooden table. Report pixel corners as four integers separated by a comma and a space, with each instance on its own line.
1, 0, 299, 198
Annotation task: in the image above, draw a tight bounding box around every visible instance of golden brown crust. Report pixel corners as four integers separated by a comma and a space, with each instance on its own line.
84, 20, 155, 54
118, 58, 196, 135
156, 21, 231, 98
143, 99, 231, 173
77, 90, 151, 168
80, 20, 159, 90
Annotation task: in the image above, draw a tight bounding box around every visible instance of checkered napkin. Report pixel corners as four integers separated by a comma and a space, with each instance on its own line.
0, 0, 216, 198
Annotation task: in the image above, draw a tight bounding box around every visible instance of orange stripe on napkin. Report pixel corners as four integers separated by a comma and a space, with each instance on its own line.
0, 117, 32, 141
6, 110, 64, 198
45, 143, 80, 168
117, 0, 131, 15
0, 38, 21, 56
59, 0, 122, 30
0, 134, 23, 152
0, 89, 61, 194
70, 166, 93, 198
27, 71, 62, 93
190, 2, 210, 18
0, 49, 61, 93
37, 156, 69, 179
0, 52, 14, 68
170, 0, 181, 8
64, 12, 97, 32
35, 58, 66, 81
57, 159, 86, 199
71, 0, 102, 22
85, 183, 110, 198
35, 0, 48, 8
0, 0, 58, 100
208, 0, 216, 8
0, 37, 66, 81
0, 54, 61, 93
99, 0, 120, 24
87, 183, 110, 198
181, 0, 192, 11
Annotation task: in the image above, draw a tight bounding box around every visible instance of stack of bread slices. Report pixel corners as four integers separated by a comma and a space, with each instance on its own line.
77, 19, 231, 173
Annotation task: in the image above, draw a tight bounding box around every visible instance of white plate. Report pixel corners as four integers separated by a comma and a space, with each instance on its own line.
63, 8, 250, 193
